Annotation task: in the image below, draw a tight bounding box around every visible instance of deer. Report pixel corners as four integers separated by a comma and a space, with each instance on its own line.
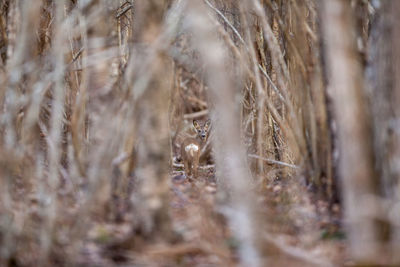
181, 119, 211, 179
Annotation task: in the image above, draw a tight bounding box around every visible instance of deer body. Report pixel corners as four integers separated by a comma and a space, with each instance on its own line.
181, 120, 210, 178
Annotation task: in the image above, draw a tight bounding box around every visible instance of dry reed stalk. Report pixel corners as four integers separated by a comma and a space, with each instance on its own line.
46, 0, 67, 253
239, 1, 267, 177
250, 0, 307, 173
0, 0, 394, 265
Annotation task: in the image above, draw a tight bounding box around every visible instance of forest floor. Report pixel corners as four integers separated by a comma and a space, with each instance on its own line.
76, 166, 346, 266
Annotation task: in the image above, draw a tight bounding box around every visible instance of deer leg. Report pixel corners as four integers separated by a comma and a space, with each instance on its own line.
193, 155, 199, 178
190, 162, 195, 178
183, 158, 190, 177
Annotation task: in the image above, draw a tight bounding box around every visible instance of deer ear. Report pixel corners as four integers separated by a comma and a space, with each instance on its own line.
193, 120, 200, 129
205, 119, 211, 128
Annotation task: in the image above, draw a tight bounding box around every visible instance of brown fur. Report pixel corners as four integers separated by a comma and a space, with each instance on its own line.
181, 119, 210, 178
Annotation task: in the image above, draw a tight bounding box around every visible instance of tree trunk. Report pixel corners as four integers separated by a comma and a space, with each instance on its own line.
129, 0, 174, 241
367, 1, 400, 263
322, 0, 381, 263
185, 1, 263, 266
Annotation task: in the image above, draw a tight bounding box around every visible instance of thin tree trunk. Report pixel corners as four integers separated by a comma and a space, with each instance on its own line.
322, 0, 381, 263
367, 1, 400, 263
185, 1, 263, 266
129, 0, 174, 241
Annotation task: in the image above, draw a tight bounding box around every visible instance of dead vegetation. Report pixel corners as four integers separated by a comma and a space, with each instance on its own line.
0, 0, 399, 266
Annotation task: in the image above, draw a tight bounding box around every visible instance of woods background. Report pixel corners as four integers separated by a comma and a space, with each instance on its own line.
0, 0, 399, 266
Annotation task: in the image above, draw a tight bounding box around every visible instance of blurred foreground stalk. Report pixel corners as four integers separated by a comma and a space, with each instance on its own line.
185, 1, 264, 266
322, 0, 381, 264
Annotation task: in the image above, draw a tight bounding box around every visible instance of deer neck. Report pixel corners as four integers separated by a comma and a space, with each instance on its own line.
195, 136, 207, 147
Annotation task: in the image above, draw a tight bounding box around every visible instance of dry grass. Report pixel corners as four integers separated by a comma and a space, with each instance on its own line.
0, 0, 398, 266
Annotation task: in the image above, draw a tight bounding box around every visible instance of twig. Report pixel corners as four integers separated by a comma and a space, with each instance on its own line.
112, 152, 129, 166
248, 154, 299, 169
183, 109, 208, 119
172, 162, 214, 170
172, 162, 183, 168
115, 2, 133, 19
263, 233, 334, 267
204, 0, 245, 44
200, 164, 215, 170
71, 46, 83, 63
